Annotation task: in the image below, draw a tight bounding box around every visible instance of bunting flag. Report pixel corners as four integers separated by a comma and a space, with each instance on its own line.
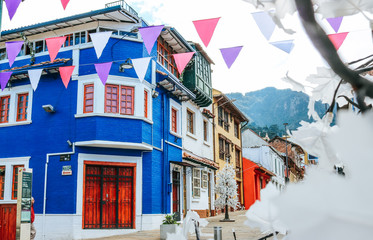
138, 25, 164, 55
327, 17, 343, 33
251, 11, 276, 40
6, 41, 24, 67
45, 36, 66, 62
328, 32, 348, 51
89, 32, 112, 59
61, 0, 70, 10
270, 40, 294, 53
132, 57, 151, 82
173, 52, 195, 74
220, 46, 243, 69
193, 18, 220, 48
28, 69, 43, 91
95, 62, 112, 85
4, 0, 21, 20
0, 72, 13, 91
59, 66, 75, 88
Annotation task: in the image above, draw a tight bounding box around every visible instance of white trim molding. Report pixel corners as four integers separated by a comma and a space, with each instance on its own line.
75, 140, 153, 151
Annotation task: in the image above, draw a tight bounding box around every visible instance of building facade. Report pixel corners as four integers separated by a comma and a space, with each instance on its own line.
212, 89, 248, 206
0, 2, 210, 239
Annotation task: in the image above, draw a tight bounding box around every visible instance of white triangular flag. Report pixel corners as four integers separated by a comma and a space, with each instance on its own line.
89, 32, 112, 59
28, 69, 43, 91
132, 57, 152, 82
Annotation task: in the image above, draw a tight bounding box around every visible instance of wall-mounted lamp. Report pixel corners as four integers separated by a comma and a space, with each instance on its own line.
152, 90, 159, 98
42, 104, 55, 113
119, 58, 133, 72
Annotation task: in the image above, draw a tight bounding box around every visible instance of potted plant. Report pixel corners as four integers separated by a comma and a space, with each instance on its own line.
160, 213, 179, 240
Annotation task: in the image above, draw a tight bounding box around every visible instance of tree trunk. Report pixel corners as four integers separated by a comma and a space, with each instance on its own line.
224, 195, 229, 220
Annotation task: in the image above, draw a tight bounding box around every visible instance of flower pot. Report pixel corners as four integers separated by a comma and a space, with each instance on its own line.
160, 224, 178, 240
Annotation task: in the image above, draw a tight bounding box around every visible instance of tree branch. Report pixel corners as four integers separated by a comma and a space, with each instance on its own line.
294, 0, 373, 111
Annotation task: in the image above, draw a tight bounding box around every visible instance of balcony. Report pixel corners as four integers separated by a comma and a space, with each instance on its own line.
105, 0, 139, 17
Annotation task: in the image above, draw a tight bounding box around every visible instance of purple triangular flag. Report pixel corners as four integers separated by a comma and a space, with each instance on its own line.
6, 41, 24, 67
0, 72, 13, 91
251, 11, 276, 40
220, 46, 243, 69
138, 25, 164, 55
95, 62, 112, 85
327, 17, 343, 33
4, 0, 22, 20
270, 40, 294, 53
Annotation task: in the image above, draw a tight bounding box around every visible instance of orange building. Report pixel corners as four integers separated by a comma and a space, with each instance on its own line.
242, 157, 274, 210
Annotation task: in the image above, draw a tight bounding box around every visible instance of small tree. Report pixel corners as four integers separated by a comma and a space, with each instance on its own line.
215, 163, 240, 221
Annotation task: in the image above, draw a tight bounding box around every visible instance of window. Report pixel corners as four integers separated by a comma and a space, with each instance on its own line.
35, 40, 44, 53
219, 138, 225, 160
120, 86, 134, 115
144, 90, 148, 118
218, 107, 223, 127
105, 85, 134, 115
84, 84, 94, 113
64, 34, 74, 47
0, 96, 10, 123
202, 171, 208, 189
203, 120, 208, 142
193, 169, 201, 198
225, 141, 231, 162
234, 121, 240, 138
235, 149, 241, 167
0, 48, 6, 60
171, 108, 177, 133
105, 85, 119, 113
11, 165, 23, 200
16, 93, 28, 122
224, 111, 229, 131
0, 166, 4, 200
157, 37, 180, 78
187, 109, 194, 134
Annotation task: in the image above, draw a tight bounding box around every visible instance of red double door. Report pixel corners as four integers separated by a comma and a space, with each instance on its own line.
84, 164, 135, 229
0, 204, 17, 240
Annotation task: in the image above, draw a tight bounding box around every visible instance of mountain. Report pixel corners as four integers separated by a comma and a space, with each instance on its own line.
226, 87, 326, 131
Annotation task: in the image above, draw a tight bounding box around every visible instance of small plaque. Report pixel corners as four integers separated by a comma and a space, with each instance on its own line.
60, 154, 71, 161
62, 165, 72, 176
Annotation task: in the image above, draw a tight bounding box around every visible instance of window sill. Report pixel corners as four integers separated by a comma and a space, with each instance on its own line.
75, 113, 153, 124
170, 131, 182, 139
186, 132, 197, 140
203, 141, 210, 147
0, 120, 32, 128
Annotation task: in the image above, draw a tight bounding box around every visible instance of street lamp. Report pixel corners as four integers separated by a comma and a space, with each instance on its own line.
283, 123, 289, 183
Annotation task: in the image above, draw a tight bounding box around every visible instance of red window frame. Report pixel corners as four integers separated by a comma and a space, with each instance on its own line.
157, 37, 180, 78
144, 90, 148, 118
0, 95, 10, 123
65, 33, 74, 47
16, 93, 28, 122
120, 86, 134, 115
105, 85, 119, 113
0, 166, 5, 200
12, 165, 24, 200
83, 84, 94, 113
171, 108, 177, 133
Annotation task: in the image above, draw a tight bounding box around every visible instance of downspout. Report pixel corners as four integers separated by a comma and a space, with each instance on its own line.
43, 143, 75, 240
240, 120, 249, 206
162, 93, 169, 214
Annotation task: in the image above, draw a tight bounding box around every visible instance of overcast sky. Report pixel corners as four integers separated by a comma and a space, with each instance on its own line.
2, 0, 373, 94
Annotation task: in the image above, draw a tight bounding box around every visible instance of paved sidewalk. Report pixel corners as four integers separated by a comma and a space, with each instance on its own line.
89, 210, 283, 240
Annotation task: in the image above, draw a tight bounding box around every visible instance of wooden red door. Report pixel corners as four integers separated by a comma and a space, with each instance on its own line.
84, 165, 134, 229
0, 204, 17, 240
172, 171, 180, 221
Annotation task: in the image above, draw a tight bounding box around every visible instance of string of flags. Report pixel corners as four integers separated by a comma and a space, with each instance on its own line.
0, 1, 363, 92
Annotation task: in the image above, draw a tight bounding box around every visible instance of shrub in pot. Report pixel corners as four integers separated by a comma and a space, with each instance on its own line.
160, 213, 179, 240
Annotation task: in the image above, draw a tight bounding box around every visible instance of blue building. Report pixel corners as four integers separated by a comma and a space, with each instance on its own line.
0, 2, 204, 239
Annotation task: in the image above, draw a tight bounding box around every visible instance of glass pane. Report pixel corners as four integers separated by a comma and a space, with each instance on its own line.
75, 32, 80, 45
35, 41, 44, 53
81, 31, 86, 43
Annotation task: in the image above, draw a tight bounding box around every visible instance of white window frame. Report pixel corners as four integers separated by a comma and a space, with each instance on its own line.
203, 119, 209, 143
186, 108, 195, 135
192, 168, 201, 198
0, 85, 33, 127
0, 157, 30, 203
169, 98, 181, 137
201, 171, 208, 189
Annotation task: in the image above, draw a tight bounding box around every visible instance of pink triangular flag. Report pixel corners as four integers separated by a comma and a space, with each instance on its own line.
328, 32, 348, 51
45, 37, 66, 62
6, 41, 24, 67
173, 52, 195, 74
59, 66, 75, 88
95, 62, 112, 85
89, 32, 112, 59
4, 0, 21, 20
138, 25, 164, 55
220, 46, 243, 69
132, 57, 151, 82
61, 0, 70, 10
192, 17, 220, 48
28, 69, 43, 91
327, 17, 343, 33
0, 72, 13, 91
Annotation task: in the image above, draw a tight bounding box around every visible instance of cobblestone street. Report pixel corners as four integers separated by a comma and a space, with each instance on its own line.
89, 210, 284, 240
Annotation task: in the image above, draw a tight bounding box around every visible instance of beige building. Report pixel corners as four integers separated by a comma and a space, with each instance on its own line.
212, 89, 248, 205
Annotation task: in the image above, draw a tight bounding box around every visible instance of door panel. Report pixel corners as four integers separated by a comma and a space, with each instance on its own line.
0, 204, 17, 240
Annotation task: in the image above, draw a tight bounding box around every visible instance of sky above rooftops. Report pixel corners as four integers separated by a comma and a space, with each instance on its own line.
2, 0, 373, 94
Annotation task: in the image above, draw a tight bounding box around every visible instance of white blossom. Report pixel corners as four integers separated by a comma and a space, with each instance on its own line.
214, 163, 240, 210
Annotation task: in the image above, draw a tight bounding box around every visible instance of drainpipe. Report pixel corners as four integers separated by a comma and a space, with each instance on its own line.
162, 93, 168, 214
42, 142, 75, 240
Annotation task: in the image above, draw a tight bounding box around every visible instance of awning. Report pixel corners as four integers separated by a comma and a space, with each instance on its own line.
182, 152, 219, 170
157, 70, 196, 101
